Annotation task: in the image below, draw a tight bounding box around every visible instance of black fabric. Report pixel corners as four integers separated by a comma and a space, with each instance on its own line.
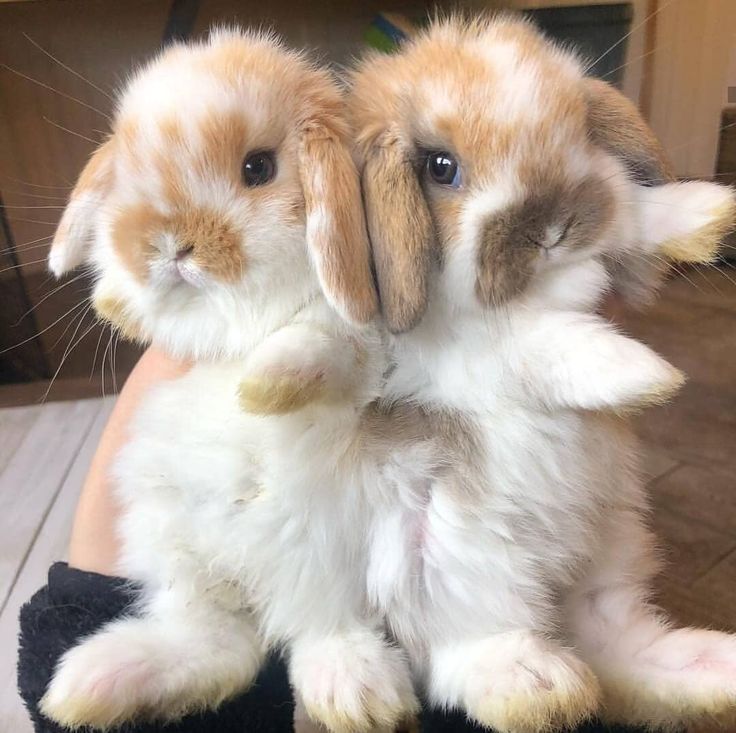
17, 563, 294, 733
419, 707, 643, 733
18, 563, 651, 733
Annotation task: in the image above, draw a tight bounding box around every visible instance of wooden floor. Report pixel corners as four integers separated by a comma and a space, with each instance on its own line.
0, 397, 116, 733
0, 267, 735, 732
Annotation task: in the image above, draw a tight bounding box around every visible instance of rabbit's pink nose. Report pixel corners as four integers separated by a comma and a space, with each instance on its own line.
175, 245, 194, 261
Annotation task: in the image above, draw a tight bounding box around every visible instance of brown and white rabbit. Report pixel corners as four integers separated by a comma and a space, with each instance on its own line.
39, 29, 419, 731
348, 15, 736, 733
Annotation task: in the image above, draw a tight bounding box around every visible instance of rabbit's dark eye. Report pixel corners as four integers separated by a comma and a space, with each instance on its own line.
426, 151, 462, 188
242, 151, 276, 187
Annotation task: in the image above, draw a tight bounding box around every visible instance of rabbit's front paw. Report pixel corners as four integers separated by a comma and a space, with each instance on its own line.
462, 632, 600, 733
238, 327, 335, 415
291, 631, 419, 733
238, 366, 325, 415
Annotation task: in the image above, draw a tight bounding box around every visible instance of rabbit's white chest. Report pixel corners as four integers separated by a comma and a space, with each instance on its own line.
377, 333, 627, 657
113, 363, 266, 590
112, 360, 378, 640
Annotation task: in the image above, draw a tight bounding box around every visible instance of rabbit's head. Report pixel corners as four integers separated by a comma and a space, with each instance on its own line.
49, 29, 377, 359
349, 16, 735, 332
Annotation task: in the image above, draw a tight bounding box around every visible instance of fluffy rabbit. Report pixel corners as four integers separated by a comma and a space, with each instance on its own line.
40, 30, 419, 731
348, 16, 736, 733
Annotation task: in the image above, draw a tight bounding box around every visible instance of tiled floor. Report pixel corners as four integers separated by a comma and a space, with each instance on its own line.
0, 265, 734, 732
620, 266, 736, 636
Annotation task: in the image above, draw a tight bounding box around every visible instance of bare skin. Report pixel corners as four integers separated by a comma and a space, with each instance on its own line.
68, 347, 190, 575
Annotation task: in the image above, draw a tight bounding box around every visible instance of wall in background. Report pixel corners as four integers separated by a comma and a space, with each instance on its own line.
645, 0, 736, 178
513, 0, 736, 179
0, 0, 732, 396
0, 0, 173, 391
0, 0, 446, 394
728, 42, 736, 103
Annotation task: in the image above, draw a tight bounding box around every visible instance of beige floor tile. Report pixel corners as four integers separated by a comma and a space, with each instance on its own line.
0, 399, 102, 608
634, 390, 736, 471
639, 442, 680, 482
690, 548, 736, 629
658, 547, 736, 633
661, 267, 736, 314
650, 463, 736, 537
652, 507, 736, 586
0, 398, 115, 733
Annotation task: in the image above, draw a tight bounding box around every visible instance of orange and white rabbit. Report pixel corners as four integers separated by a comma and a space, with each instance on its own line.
350, 15, 736, 733
40, 29, 418, 732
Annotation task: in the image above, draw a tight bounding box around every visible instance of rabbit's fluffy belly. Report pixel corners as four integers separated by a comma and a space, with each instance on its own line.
112, 360, 373, 638
113, 362, 267, 604
373, 307, 644, 664
369, 407, 635, 655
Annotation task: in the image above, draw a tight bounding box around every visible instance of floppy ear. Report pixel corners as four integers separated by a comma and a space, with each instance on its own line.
583, 79, 676, 305
584, 78, 673, 185
297, 124, 378, 325
48, 139, 115, 277
362, 133, 435, 334
635, 180, 736, 262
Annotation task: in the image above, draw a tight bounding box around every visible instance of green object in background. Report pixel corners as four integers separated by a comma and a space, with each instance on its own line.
365, 12, 416, 53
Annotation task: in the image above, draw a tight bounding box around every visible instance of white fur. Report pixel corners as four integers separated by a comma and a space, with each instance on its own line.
41, 31, 417, 732
373, 238, 736, 730
355, 22, 736, 731
43, 22, 736, 733
635, 180, 736, 251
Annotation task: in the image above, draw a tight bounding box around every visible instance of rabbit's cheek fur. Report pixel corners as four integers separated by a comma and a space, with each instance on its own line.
111, 204, 245, 285
110, 204, 166, 283
93, 292, 146, 343
472, 177, 617, 306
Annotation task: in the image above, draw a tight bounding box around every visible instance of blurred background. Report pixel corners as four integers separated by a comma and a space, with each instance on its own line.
0, 2, 734, 732
1, 0, 734, 402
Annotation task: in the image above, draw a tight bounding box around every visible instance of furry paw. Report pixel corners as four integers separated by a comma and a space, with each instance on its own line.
238, 367, 325, 415
290, 630, 419, 733
238, 328, 335, 415
461, 632, 600, 733
41, 621, 261, 729
601, 627, 736, 729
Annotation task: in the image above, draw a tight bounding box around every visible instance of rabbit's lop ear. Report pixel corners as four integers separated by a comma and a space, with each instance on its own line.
584, 79, 676, 304
298, 124, 378, 325
362, 133, 435, 334
587, 80, 736, 263
48, 139, 115, 278
635, 180, 736, 263
584, 78, 673, 186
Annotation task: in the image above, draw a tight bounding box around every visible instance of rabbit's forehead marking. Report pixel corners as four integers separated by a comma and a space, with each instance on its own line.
407, 32, 589, 184
110, 110, 258, 286
111, 204, 162, 282
115, 100, 291, 206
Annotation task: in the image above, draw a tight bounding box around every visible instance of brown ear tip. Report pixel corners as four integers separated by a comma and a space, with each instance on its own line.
346, 291, 380, 325
384, 303, 426, 334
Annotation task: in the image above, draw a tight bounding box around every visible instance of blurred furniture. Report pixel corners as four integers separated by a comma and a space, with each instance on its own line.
716, 107, 736, 260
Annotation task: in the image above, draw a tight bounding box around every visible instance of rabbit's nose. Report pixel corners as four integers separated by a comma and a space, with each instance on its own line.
175, 244, 194, 261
